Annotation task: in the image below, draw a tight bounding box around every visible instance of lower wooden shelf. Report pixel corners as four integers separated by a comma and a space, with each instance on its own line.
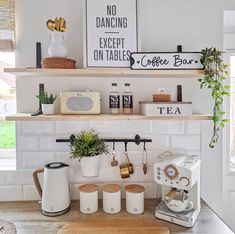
5, 113, 212, 121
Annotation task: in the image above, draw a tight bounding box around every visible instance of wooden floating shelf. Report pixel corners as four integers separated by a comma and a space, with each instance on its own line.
4, 68, 204, 78
5, 113, 212, 121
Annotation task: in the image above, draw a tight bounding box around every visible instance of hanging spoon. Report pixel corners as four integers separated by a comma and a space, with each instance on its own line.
142, 139, 148, 175
111, 140, 118, 167
124, 141, 134, 174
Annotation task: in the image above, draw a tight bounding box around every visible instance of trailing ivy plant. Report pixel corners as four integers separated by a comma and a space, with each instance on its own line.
199, 47, 230, 148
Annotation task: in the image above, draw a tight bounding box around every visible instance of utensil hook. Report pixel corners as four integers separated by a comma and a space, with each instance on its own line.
112, 139, 115, 151
142, 139, 148, 163
124, 140, 128, 152
143, 139, 146, 151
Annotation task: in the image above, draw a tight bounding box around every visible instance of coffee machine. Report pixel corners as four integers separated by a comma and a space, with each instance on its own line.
154, 152, 201, 227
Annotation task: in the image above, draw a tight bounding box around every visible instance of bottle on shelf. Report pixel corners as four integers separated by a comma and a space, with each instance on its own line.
109, 83, 120, 114
122, 83, 133, 114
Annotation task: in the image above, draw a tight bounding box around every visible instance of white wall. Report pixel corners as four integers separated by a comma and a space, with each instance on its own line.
2, 0, 235, 220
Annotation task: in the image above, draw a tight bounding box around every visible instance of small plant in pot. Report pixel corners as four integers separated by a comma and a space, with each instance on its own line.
36, 92, 57, 115
70, 130, 108, 177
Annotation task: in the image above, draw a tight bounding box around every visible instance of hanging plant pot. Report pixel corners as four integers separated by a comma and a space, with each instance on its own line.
199, 47, 230, 148
80, 155, 100, 177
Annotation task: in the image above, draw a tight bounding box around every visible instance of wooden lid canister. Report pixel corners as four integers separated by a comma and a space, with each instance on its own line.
103, 184, 121, 193
125, 184, 145, 194
79, 184, 98, 193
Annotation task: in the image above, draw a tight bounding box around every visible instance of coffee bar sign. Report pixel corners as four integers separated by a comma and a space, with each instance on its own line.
86, 0, 138, 67
130, 52, 203, 70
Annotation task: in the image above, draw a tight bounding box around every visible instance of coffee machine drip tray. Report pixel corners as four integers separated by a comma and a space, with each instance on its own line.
155, 201, 197, 226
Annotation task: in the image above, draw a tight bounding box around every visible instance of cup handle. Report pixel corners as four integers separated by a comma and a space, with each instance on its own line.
185, 201, 194, 211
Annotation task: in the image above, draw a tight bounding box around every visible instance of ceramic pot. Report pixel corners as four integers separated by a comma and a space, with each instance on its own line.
80, 155, 100, 177
42, 104, 55, 115
48, 31, 68, 57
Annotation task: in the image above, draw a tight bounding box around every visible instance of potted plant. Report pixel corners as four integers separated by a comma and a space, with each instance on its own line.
36, 92, 57, 115
70, 130, 108, 177
199, 47, 230, 148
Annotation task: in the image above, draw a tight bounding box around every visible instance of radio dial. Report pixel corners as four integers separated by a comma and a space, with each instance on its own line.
180, 177, 190, 186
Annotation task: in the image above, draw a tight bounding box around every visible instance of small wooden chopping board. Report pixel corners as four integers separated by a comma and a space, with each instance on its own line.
57, 217, 169, 234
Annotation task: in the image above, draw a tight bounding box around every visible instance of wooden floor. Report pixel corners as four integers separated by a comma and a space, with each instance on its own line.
0, 199, 233, 234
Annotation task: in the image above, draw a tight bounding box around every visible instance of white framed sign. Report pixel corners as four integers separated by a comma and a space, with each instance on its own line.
130, 52, 203, 70
85, 0, 138, 68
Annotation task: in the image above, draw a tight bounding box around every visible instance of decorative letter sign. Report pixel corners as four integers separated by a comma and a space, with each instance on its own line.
139, 102, 193, 116
86, 0, 138, 67
130, 52, 203, 70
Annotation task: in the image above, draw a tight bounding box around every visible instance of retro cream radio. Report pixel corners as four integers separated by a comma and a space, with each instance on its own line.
60, 91, 101, 114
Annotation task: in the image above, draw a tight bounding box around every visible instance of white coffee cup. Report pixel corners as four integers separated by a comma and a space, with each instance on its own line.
165, 194, 193, 213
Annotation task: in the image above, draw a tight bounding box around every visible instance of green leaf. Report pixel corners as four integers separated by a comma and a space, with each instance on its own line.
200, 47, 230, 148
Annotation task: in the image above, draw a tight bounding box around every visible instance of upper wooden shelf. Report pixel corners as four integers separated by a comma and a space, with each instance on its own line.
4, 68, 204, 78
5, 113, 212, 121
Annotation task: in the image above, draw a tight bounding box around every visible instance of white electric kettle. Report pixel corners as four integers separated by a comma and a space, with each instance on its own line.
33, 162, 71, 216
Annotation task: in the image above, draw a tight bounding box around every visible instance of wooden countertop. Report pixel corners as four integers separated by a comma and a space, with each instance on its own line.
0, 199, 233, 234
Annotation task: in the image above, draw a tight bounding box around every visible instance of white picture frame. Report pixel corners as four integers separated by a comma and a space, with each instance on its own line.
84, 0, 139, 68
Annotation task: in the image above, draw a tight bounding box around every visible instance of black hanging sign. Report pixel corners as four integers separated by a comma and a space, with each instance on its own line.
130, 52, 203, 70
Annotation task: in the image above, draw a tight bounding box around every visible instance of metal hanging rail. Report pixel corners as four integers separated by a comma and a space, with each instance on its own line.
56, 134, 152, 146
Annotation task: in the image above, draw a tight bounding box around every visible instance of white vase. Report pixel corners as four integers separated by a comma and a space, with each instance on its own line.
42, 104, 55, 115
48, 31, 68, 57
80, 155, 100, 177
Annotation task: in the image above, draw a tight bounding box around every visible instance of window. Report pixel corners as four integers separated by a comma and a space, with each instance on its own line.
0, 52, 16, 170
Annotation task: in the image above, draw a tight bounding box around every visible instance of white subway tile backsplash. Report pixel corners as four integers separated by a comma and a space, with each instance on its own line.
39, 136, 70, 152
104, 167, 121, 182
16, 122, 22, 135
89, 121, 122, 136
125, 151, 143, 166
56, 152, 78, 167
171, 135, 201, 150
23, 185, 41, 200
154, 121, 184, 135
148, 136, 170, 150
0, 172, 6, 185
56, 121, 89, 135
141, 183, 156, 199
22, 121, 55, 135
185, 121, 201, 134
0, 185, 23, 201
122, 120, 153, 135
22, 152, 55, 168
154, 184, 162, 198
6, 170, 34, 185
4, 119, 203, 201
136, 166, 154, 183
18, 136, 39, 151
70, 184, 80, 200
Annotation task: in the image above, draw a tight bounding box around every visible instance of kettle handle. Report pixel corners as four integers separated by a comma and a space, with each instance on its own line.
33, 168, 44, 198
